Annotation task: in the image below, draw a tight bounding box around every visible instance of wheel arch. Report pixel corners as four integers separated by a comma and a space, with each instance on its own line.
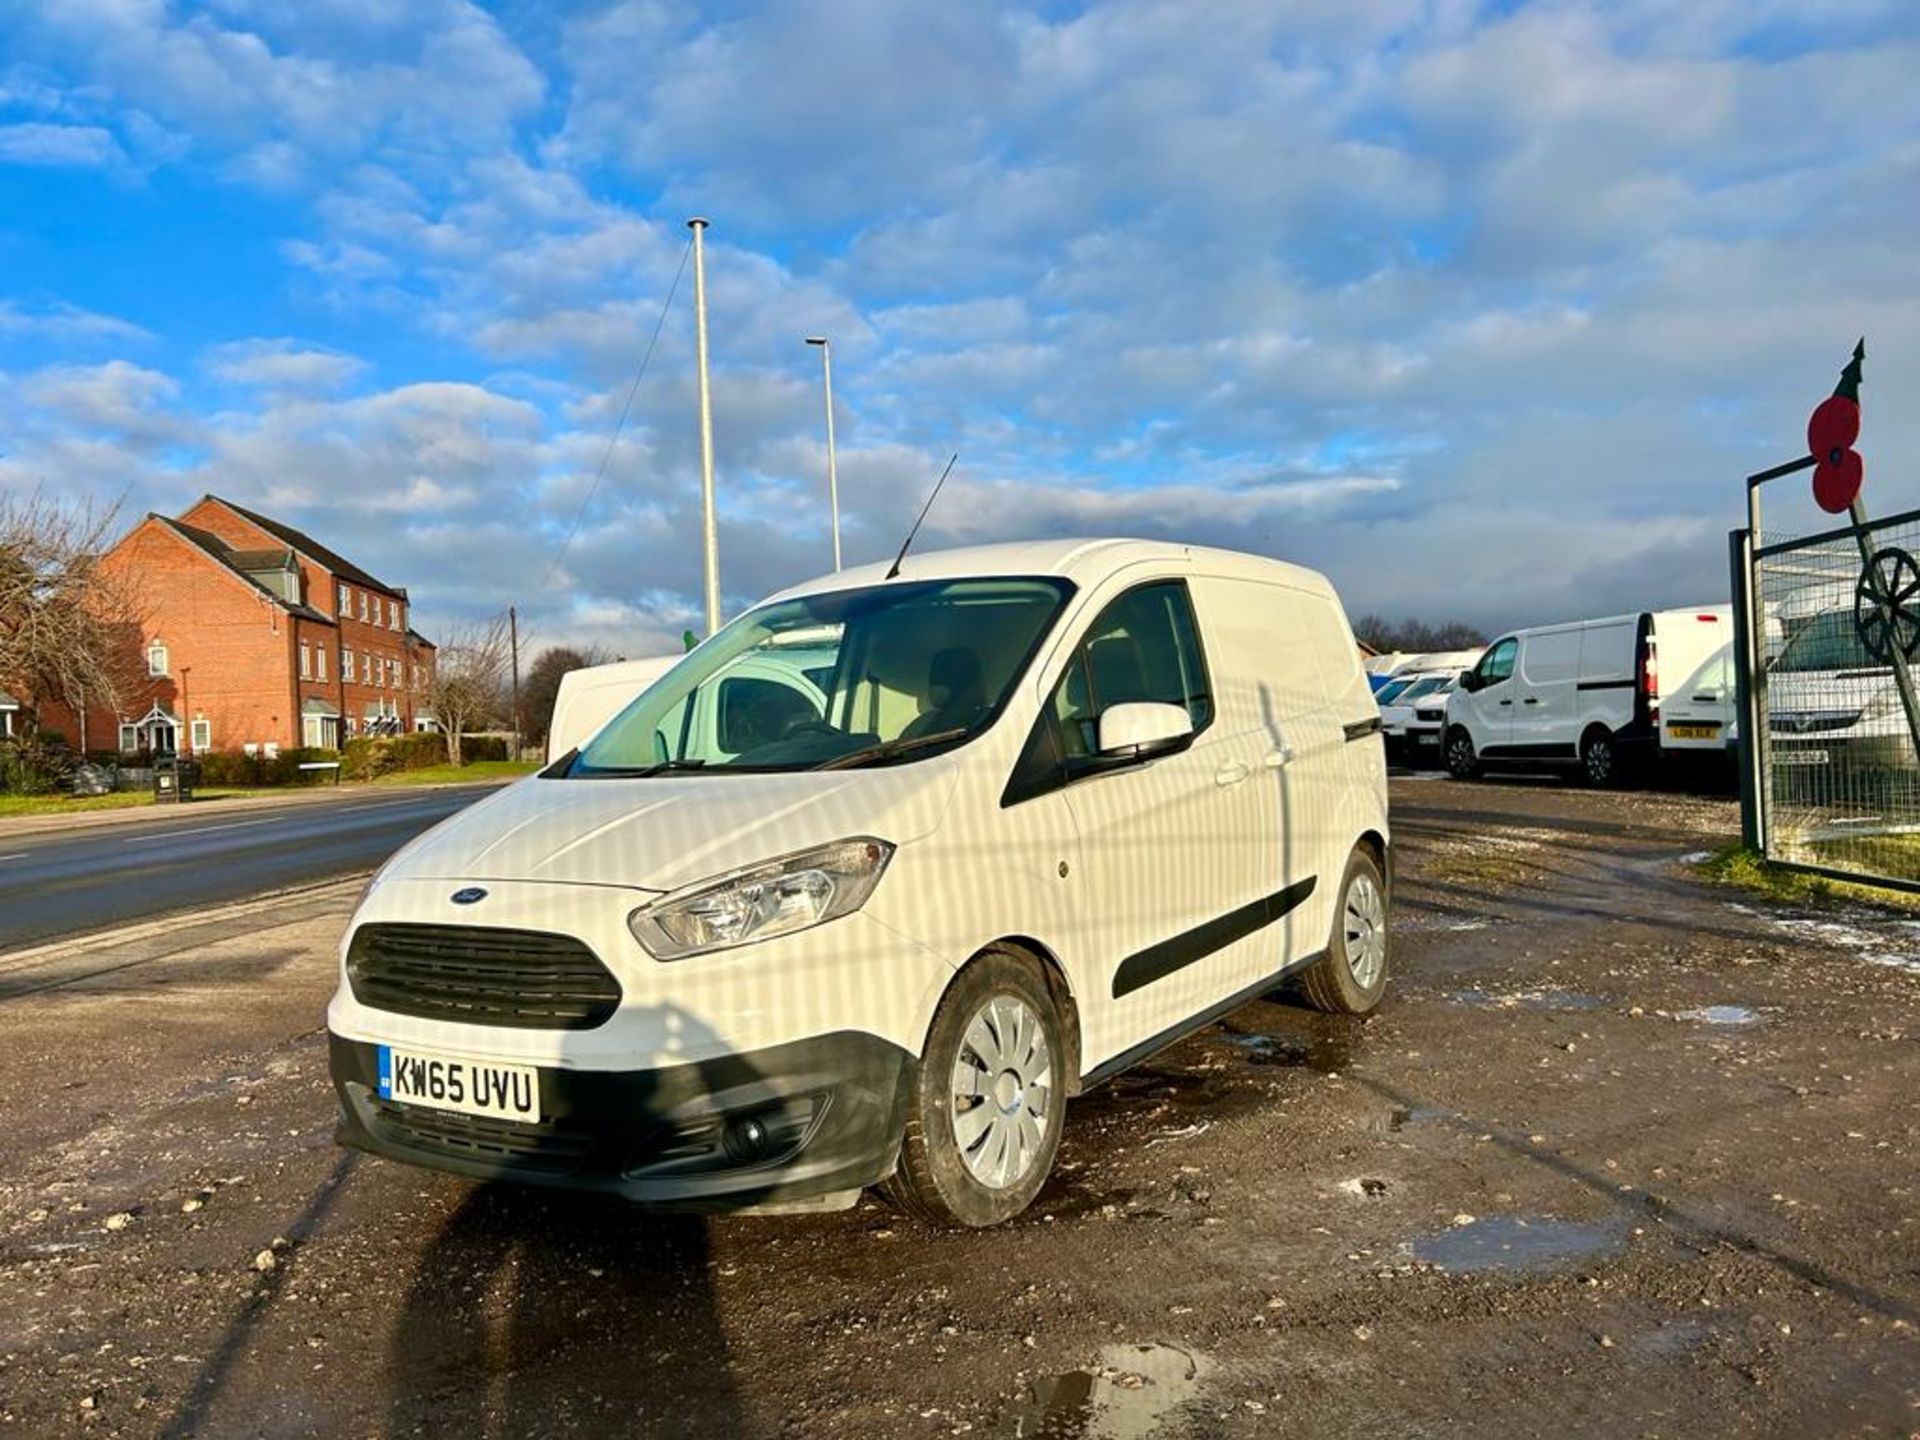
918, 935, 1086, 1096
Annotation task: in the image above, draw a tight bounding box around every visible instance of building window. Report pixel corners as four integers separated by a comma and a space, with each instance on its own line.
190, 718, 211, 752
299, 643, 312, 680
147, 640, 169, 678
388, 598, 399, 630
387, 658, 398, 688
118, 723, 137, 753
341, 648, 354, 683
359, 591, 370, 622
338, 582, 350, 616
316, 646, 328, 682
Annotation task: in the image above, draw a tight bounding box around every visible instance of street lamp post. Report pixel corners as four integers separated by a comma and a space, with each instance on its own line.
805, 335, 841, 571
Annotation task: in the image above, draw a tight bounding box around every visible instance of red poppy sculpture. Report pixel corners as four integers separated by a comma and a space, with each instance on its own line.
1807, 340, 1865, 514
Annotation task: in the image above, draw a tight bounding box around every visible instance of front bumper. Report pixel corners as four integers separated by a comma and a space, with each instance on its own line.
330, 1029, 912, 1210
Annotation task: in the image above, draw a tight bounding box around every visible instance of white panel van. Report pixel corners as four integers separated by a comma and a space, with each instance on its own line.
328, 540, 1390, 1227
1444, 608, 1732, 785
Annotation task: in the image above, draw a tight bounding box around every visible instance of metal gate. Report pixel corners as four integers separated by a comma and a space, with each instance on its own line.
1734, 503, 1920, 893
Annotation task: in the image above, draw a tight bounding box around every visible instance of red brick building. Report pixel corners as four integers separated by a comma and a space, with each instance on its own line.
43, 496, 436, 756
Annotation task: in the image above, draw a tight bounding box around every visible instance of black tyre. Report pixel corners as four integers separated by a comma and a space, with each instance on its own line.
883, 950, 1066, 1228
1444, 726, 1480, 780
1580, 727, 1618, 788
1299, 847, 1390, 1015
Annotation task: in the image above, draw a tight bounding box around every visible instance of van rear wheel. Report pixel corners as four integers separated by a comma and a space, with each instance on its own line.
1299, 847, 1390, 1015
1445, 727, 1480, 780
1580, 728, 1618, 788
883, 950, 1066, 1228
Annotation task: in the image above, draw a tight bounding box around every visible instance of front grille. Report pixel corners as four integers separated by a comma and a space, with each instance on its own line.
347, 923, 621, 1030
1774, 710, 1862, 735
369, 1097, 593, 1173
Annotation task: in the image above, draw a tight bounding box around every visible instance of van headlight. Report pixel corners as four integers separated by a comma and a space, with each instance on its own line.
628, 838, 895, 959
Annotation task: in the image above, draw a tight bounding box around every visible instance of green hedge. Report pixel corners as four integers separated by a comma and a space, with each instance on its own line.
462, 734, 510, 763
341, 732, 448, 780
193, 746, 338, 786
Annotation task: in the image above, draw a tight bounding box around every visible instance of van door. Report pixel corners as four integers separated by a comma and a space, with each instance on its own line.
1026, 578, 1271, 1063
1459, 636, 1519, 753
1511, 627, 1583, 756
1189, 575, 1338, 970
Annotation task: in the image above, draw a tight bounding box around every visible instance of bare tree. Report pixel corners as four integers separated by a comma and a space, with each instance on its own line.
0, 489, 146, 745
520, 644, 615, 747
420, 613, 512, 767
1351, 614, 1489, 654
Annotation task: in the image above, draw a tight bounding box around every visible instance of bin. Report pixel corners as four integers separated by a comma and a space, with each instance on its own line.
152, 754, 196, 803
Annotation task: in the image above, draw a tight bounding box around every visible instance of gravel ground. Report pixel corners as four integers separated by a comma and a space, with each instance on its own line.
0, 776, 1915, 1438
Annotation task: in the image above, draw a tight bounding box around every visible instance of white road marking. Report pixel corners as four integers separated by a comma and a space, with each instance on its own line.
121, 818, 273, 844
0, 853, 27, 863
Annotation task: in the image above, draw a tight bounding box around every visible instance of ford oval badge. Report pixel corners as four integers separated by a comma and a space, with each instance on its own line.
450, 887, 488, 906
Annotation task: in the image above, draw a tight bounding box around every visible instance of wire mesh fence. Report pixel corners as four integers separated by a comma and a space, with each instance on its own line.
1752, 505, 1920, 889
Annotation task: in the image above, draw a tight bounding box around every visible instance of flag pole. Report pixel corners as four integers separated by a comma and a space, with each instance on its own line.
688, 218, 720, 635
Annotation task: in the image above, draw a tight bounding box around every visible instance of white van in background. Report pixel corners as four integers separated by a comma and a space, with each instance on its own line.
546, 655, 682, 764
329, 539, 1390, 1228
1444, 608, 1732, 785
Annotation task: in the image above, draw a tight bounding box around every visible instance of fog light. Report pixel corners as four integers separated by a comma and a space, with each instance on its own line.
725, 1115, 772, 1162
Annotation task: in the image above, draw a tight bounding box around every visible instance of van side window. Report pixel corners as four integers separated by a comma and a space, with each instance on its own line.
1004, 580, 1212, 805
1478, 638, 1518, 685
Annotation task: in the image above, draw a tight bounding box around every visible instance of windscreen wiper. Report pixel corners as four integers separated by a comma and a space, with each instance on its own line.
817, 727, 970, 771
573, 758, 709, 779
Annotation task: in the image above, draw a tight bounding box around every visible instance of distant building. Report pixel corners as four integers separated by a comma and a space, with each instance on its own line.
42, 496, 436, 756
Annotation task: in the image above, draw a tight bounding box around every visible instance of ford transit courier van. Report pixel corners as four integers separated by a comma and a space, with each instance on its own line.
1444, 607, 1731, 786
328, 540, 1390, 1227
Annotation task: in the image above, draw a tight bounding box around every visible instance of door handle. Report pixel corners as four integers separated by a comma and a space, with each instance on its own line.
1499, 699, 1513, 707
1263, 746, 1292, 769
1523, 698, 1540, 706
1215, 761, 1251, 787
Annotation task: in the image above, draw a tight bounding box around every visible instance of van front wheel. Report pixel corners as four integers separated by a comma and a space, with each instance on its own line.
883, 950, 1066, 1228
1299, 847, 1390, 1015
1445, 727, 1480, 780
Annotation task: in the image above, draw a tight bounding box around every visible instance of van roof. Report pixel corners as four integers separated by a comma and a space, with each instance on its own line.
767, 538, 1332, 603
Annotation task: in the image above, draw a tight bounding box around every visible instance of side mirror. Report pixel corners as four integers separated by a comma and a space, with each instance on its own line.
1458, 670, 1480, 694
1097, 701, 1194, 760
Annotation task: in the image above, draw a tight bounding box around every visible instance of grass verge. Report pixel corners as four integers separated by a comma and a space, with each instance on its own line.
369, 760, 542, 786
1692, 844, 1920, 912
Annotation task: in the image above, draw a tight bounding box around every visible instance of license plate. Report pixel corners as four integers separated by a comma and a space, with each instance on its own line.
377, 1045, 541, 1122
1668, 723, 1720, 740
1414, 732, 1440, 746
1776, 749, 1830, 766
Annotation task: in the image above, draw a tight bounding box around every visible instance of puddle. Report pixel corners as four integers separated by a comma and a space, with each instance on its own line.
1447, 987, 1605, 1013
1412, 1215, 1621, 1275
1004, 1343, 1209, 1439
1388, 1105, 1449, 1131
1675, 1004, 1758, 1026
1220, 1024, 1360, 1073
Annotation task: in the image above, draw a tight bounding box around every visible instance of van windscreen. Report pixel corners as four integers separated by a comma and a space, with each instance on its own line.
563, 577, 1073, 776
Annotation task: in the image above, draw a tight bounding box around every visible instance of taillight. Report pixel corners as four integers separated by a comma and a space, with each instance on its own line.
1641, 644, 1659, 717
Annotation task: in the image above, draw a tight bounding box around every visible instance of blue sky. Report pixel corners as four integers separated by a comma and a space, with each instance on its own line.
3, 0, 1918, 654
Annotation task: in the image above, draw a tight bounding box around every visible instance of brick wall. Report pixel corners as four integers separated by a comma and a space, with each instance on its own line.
50, 520, 303, 753
181, 497, 417, 736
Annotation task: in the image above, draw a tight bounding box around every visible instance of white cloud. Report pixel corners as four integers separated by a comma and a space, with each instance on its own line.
0, 121, 129, 171
203, 338, 365, 392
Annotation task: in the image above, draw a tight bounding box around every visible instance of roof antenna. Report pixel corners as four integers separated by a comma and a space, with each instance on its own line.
885, 452, 958, 580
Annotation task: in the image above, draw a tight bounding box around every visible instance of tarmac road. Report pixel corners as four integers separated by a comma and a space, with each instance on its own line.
0, 784, 501, 951
0, 778, 1915, 1437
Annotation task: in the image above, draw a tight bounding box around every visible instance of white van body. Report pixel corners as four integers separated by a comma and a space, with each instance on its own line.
1768, 607, 1916, 774
1444, 607, 1732, 784
328, 540, 1391, 1224
546, 655, 681, 763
